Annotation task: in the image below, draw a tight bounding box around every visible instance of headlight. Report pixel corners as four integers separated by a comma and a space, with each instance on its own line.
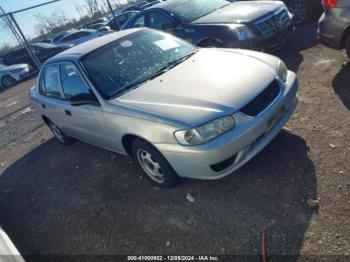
175, 116, 235, 146
229, 24, 255, 40
277, 60, 288, 82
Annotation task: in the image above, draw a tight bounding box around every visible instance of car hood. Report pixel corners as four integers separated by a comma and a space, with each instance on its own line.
192, 1, 284, 24
113, 49, 277, 127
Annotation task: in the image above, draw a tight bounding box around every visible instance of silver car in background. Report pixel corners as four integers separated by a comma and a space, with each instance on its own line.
30, 28, 298, 188
0, 63, 30, 90
53, 29, 112, 46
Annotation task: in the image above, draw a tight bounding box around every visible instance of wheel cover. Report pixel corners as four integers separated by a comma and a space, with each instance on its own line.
137, 149, 164, 184
50, 123, 65, 143
289, 2, 308, 24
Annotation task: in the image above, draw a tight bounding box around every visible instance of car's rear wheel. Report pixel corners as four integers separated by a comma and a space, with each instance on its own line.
288, 0, 312, 25
131, 138, 181, 188
345, 34, 350, 59
48, 120, 74, 145
1, 76, 16, 90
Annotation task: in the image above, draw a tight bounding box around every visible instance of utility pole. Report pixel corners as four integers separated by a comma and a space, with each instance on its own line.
9, 13, 41, 69
106, 0, 123, 29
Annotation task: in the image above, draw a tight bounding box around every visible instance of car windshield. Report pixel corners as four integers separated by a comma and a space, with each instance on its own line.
169, 0, 230, 23
81, 30, 198, 99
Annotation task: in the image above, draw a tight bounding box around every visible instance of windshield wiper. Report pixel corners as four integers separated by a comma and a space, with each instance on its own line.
147, 51, 198, 81
111, 51, 198, 98
165, 51, 198, 70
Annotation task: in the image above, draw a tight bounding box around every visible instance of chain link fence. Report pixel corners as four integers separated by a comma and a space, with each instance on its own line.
0, 0, 143, 90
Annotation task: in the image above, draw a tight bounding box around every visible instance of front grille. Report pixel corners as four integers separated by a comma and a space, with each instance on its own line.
240, 80, 280, 117
255, 8, 290, 37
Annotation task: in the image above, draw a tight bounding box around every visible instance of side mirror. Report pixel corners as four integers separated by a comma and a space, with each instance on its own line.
70, 93, 100, 106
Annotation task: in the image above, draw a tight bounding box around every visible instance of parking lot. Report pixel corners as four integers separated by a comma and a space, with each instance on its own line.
0, 21, 349, 258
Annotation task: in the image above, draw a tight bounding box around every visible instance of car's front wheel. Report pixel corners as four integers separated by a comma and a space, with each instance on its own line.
288, 0, 312, 24
131, 138, 181, 188
48, 120, 74, 145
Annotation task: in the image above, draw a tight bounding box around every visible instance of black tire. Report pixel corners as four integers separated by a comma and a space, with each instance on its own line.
346, 34, 350, 59
1, 76, 16, 90
48, 120, 74, 145
131, 138, 181, 188
198, 39, 224, 48
288, 0, 312, 25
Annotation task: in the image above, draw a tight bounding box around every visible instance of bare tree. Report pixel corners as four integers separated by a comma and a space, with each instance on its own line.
75, 3, 87, 19
34, 9, 70, 35
0, 42, 12, 57
83, 0, 100, 19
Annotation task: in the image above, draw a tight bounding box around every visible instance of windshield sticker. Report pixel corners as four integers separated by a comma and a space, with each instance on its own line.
120, 40, 133, 48
154, 39, 180, 51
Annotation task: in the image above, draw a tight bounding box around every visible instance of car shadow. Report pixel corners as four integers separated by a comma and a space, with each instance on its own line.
274, 21, 319, 73
0, 130, 316, 259
332, 62, 350, 110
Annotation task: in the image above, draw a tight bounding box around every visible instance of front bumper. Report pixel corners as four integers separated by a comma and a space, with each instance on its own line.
318, 12, 347, 50
228, 21, 295, 52
155, 72, 298, 180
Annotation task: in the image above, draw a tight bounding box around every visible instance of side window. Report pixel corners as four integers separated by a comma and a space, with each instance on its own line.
148, 12, 175, 30
43, 64, 62, 99
131, 15, 145, 28
126, 12, 136, 19
117, 14, 127, 24
60, 63, 91, 100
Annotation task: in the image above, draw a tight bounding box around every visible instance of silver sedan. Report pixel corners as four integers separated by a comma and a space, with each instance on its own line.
0, 63, 30, 90
30, 28, 298, 188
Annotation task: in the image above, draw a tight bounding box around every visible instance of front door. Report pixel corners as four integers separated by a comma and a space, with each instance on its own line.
40, 62, 110, 149
57, 62, 111, 148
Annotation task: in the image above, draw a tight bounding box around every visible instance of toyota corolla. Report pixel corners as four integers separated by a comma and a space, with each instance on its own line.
30, 28, 298, 188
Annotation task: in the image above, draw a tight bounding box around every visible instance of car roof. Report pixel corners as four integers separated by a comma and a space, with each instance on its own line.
49, 28, 142, 61
144, 0, 182, 11
49, 30, 75, 39
70, 29, 96, 34
58, 29, 96, 40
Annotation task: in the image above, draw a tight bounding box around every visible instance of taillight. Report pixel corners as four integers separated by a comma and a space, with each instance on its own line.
323, 0, 337, 7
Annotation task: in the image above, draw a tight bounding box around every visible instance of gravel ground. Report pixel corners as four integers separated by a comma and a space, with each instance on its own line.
0, 22, 349, 259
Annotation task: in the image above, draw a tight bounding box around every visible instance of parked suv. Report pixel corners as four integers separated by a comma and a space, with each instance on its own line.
123, 0, 295, 51
318, 0, 350, 58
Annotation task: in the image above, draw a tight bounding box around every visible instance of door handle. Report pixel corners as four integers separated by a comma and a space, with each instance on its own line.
65, 110, 72, 116
41, 104, 46, 109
